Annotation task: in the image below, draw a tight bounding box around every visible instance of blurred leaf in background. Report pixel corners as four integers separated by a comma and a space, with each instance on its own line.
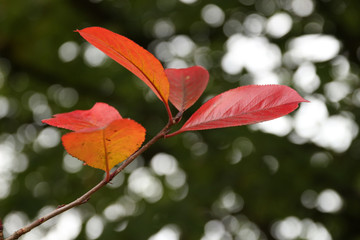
1, 0, 360, 239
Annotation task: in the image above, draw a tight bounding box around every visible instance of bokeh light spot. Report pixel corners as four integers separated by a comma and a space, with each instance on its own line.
201, 4, 225, 27
294, 96, 328, 139
293, 62, 320, 94
201, 220, 226, 240
58, 41, 79, 62
36, 127, 60, 149
153, 19, 175, 38
291, 0, 314, 17
63, 154, 83, 173
222, 34, 281, 74
178, 0, 197, 4
243, 14, 266, 36
86, 215, 104, 240
170, 35, 195, 58
151, 152, 178, 176
4, 212, 29, 235
103, 196, 137, 221
0, 96, 9, 118
287, 35, 340, 64
0, 178, 11, 199
57, 87, 79, 108
316, 189, 343, 213
272, 217, 332, 240
251, 116, 293, 137
84, 44, 107, 67
149, 224, 181, 240
301, 189, 318, 209
263, 155, 279, 174
266, 12, 292, 38
312, 114, 358, 153
128, 167, 163, 203
324, 81, 351, 103
42, 209, 82, 240
165, 169, 187, 189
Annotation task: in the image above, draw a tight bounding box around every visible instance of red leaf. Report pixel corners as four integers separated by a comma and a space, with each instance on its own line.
42, 102, 122, 132
42, 103, 146, 179
76, 27, 169, 105
169, 85, 308, 136
165, 66, 209, 112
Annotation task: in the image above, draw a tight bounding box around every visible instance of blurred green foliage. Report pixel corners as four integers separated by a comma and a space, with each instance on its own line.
1, 0, 360, 239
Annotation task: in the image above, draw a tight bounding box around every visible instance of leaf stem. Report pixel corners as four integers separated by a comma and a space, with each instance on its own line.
4, 121, 174, 240
164, 102, 173, 124
164, 111, 183, 138
164, 130, 181, 138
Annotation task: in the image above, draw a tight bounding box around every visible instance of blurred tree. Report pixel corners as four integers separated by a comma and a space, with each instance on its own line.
0, 0, 360, 239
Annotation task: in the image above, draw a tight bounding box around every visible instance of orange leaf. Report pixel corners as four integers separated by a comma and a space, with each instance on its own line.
42, 103, 146, 179
62, 119, 146, 173
76, 27, 169, 104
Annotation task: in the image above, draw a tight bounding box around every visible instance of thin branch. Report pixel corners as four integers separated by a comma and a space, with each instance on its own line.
0, 219, 4, 240
4, 121, 174, 240
111, 121, 172, 179
164, 111, 184, 138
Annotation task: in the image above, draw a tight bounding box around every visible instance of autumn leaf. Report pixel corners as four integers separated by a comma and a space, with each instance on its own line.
76, 27, 170, 108
42, 103, 146, 179
42, 102, 122, 132
167, 85, 308, 136
165, 66, 209, 112
62, 119, 145, 173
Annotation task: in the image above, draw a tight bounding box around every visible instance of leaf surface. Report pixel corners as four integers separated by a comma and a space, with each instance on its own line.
62, 119, 145, 172
42, 103, 146, 176
165, 66, 209, 112
42, 102, 122, 132
171, 85, 308, 135
76, 27, 169, 104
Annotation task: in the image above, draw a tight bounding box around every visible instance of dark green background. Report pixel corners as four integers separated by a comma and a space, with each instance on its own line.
1, 0, 360, 239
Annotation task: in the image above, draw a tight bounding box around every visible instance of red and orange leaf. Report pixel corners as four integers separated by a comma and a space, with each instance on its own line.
62, 119, 146, 172
42, 102, 122, 132
42, 103, 146, 178
165, 66, 209, 112
169, 85, 308, 136
76, 27, 169, 104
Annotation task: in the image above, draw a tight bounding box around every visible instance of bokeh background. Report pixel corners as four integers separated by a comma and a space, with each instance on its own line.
1, 0, 360, 239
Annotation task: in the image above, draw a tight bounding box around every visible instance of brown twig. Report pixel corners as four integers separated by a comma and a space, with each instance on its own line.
0, 219, 4, 240
5, 121, 174, 240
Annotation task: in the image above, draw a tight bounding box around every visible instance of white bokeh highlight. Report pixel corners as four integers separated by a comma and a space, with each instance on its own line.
128, 167, 163, 203
58, 41, 79, 62
272, 217, 332, 240
286, 35, 340, 64
86, 215, 104, 239
266, 12, 293, 38
201, 4, 225, 27
222, 34, 281, 75
83, 44, 107, 67
149, 224, 181, 240
316, 189, 343, 213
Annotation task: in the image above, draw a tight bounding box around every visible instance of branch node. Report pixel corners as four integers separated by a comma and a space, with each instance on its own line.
81, 197, 90, 204
56, 204, 65, 209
